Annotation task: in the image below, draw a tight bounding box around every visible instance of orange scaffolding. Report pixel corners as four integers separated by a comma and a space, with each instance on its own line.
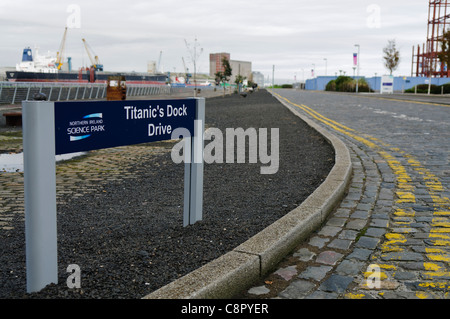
412, 0, 450, 77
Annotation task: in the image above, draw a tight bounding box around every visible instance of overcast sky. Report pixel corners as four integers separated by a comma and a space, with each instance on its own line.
0, 0, 430, 83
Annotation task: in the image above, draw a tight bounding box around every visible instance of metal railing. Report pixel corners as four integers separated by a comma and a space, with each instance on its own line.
0, 82, 106, 104
0, 82, 215, 104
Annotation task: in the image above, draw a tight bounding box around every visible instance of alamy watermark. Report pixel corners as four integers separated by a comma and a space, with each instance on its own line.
366, 4, 381, 29
66, 4, 81, 29
365, 264, 381, 289
171, 123, 280, 175
67, 264, 81, 289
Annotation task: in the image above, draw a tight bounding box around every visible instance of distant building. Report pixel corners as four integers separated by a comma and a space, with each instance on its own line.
252, 71, 264, 86
147, 61, 157, 74
229, 60, 252, 84
209, 53, 231, 77
210, 52, 252, 84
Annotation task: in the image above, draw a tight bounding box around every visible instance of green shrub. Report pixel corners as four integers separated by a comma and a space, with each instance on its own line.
326, 80, 336, 91
268, 84, 294, 89
440, 83, 450, 93
405, 84, 441, 94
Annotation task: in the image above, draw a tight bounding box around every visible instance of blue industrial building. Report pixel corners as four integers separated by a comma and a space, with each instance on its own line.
305, 76, 450, 92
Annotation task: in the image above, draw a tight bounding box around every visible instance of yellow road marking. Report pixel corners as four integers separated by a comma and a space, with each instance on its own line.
272, 91, 450, 295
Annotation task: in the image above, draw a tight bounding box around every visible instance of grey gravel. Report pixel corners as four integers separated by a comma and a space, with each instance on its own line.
0, 90, 334, 299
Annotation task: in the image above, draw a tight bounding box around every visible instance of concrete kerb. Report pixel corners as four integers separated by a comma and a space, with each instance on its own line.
143, 91, 352, 299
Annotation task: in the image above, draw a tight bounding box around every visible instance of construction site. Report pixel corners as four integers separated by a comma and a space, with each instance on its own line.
306, 1, 450, 92
412, 0, 450, 78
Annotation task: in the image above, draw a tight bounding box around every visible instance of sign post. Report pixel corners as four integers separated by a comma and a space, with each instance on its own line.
184, 98, 204, 226
381, 75, 394, 94
22, 98, 205, 293
23, 101, 58, 294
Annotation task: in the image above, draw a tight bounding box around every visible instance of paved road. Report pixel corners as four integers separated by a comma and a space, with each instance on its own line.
242, 90, 450, 299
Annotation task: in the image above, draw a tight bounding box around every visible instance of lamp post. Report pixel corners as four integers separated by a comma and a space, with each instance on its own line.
312, 64, 316, 90
272, 65, 275, 89
374, 72, 378, 92
355, 44, 360, 93
428, 62, 432, 95
324, 58, 328, 76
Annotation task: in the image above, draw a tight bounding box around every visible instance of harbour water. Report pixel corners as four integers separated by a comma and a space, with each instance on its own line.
0, 152, 85, 172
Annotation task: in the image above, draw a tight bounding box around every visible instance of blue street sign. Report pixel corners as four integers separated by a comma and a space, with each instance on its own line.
23, 97, 204, 294
54, 99, 196, 155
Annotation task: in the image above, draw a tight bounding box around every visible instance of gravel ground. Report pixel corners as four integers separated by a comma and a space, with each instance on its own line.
0, 89, 335, 299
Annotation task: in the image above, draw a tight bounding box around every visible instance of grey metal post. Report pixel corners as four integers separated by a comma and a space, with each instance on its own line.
190, 98, 205, 224
22, 100, 58, 293
183, 98, 205, 226
25, 86, 31, 101
12, 86, 17, 104
355, 44, 360, 94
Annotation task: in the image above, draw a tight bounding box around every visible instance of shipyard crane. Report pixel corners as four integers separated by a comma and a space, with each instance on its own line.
55, 27, 68, 70
82, 38, 104, 71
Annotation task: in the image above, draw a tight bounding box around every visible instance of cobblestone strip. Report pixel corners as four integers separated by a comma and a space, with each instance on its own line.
243, 93, 450, 299
242, 134, 384, 299
0, 143, 174, 231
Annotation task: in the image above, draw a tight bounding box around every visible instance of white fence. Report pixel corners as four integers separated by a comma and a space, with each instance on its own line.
0, 82, 209, 104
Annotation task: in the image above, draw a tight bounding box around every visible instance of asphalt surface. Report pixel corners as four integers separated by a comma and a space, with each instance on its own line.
0, 89, 335, 299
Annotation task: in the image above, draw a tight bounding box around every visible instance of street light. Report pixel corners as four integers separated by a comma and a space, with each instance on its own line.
354, 44, 360, 93
324, 58, 328, 76
272, 65, 275, 88
312, 64, 316, 90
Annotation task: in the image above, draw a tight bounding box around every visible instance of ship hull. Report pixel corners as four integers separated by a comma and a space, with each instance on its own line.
6, 70, 167, 85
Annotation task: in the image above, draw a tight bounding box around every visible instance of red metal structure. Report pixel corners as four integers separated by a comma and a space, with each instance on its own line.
412, 0, 450, 77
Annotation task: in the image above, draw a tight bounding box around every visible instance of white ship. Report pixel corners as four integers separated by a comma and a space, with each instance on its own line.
16, 47, 58, 73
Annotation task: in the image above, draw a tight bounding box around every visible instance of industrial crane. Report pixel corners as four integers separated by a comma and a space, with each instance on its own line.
55, 27, 68, 70
82, 38, 103, 71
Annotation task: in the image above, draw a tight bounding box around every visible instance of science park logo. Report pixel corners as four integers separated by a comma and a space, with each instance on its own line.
67, 113, 105, 142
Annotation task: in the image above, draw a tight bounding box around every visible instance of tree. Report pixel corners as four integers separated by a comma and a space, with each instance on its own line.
438, 30, 450, 74
214, 71, 224, 85
184, 37, 203, 96
215, 57, 232, 84
383, 39, 400, 75
234, 74, 247, 86
214, 57, 233, 96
